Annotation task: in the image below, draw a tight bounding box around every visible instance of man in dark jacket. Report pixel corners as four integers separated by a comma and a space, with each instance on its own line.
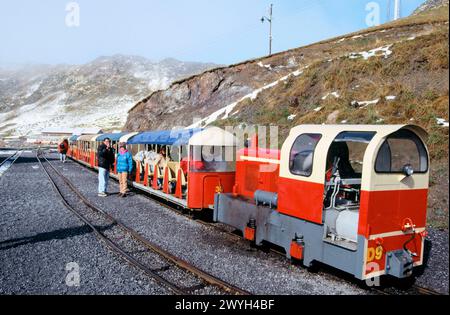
97, 138, 115, 197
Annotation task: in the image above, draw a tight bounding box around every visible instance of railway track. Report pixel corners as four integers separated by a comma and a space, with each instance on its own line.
65, 151, 444, 296
0, 150, 22, 176
36, 150, 250, 296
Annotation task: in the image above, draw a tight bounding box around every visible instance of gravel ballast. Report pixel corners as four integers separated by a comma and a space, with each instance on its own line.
0, 152, 170, 295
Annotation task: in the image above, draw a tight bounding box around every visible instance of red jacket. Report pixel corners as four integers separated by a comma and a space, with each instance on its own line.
58, 141, 69, 154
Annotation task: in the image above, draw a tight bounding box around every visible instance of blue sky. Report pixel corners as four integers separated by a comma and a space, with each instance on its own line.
0, 0, 426, 66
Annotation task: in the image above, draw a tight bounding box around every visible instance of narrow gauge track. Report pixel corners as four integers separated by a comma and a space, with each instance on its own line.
0, 150, 21, 174
65, 152, 443, 296
36, 151, 250, 296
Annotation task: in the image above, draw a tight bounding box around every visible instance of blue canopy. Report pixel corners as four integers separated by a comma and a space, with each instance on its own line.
128, 128, 202, 146
69, 135, 80, 142
96, 133, 128, 142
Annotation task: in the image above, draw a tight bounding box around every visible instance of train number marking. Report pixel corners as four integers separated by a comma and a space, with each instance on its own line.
367, 246, 383, 262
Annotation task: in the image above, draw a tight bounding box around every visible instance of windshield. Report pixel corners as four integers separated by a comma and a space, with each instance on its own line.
375, 129, 428, 174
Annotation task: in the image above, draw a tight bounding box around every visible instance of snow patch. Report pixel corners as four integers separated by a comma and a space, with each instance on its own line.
322, 92, 340, 100
436, 118, 449, 127
24, 82, 42, 98
349, 45, 393, 60
385, 95, 397, 101
287, 114, 297, 121
351, 99, 380, 108
407, 36, 416, 41
351, 35, 364, 39
313, 107, 323, 112
257, 62, 272, 70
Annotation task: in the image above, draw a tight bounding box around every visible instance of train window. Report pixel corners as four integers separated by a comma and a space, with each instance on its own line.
375, 129, 428, 173
289, 134, 322, 177
327, 132, 376, 178
189, 145, 236, 173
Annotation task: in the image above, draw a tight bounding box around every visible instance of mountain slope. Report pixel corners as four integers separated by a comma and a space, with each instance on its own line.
414, 0, 449, 14
0, 56, 217, 136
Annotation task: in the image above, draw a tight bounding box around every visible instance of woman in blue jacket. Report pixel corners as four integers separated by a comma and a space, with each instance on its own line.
116, 142, 133, 198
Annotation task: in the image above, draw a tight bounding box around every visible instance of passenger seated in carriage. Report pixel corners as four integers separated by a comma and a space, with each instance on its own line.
154, 147, 171, 189
134, 149, 158, 180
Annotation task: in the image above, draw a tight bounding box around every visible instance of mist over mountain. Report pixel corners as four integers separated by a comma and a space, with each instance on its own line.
0, 55, 217, 136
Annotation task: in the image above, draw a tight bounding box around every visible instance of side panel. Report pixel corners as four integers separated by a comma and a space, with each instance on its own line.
277, 177, 324, 224
362, 233, 425, 279
358, 189, 428, 237
214, 194, 362, 278
187, 172, 235, 209
234, 160, 279, 199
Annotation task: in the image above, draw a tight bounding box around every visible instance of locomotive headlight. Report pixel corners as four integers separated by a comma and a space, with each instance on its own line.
402, 164, 414, 177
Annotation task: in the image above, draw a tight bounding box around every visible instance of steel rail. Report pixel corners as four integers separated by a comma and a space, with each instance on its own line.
0, 151, 20, 168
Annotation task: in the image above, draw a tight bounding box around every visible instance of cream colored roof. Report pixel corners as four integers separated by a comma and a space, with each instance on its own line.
78, 134, 100, 141
120, 132, 139, 143
280, 124, 429, 188
189, 127, 236, 146
289, 124, 428, 140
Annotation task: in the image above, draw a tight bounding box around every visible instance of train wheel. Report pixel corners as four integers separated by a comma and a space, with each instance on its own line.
306, 261, 320, 273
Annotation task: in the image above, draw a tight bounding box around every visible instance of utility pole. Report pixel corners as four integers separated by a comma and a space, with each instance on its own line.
387, 0, 391, 21
394, 0, 401, 20
261, 4, 273, 56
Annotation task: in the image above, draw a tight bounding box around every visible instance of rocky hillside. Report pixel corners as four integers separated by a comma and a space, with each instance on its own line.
414, 0, 449, 14
125, 5, 449, 228
0, 56, 217, 136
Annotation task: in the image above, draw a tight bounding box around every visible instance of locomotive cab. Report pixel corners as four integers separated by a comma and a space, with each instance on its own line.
322, 131, 375, 249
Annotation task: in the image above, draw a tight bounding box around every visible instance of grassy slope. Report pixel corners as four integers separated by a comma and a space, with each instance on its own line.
215, 7, 449, 229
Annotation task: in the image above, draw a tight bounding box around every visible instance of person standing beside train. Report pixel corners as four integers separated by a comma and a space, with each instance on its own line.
97, 138, 115, 197
116, 142, 133, 198
58, 139, 69, 163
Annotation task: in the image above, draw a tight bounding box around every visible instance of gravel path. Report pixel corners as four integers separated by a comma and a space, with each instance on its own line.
0, 152, 170, 295
414, 228, 449, 294
56, 154, 370, 295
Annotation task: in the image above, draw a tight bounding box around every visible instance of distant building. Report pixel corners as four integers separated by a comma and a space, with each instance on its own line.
39, 127, 103, 144
2, 135, 27, 144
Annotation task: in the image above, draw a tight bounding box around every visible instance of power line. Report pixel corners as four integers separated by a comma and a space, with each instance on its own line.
387, 0, 391, 21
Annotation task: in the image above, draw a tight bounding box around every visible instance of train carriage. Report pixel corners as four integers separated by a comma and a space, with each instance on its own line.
214, 124, 429, 281
125, 127, 237, 210
77, 134, 99, 167
68, 135, 79, 158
